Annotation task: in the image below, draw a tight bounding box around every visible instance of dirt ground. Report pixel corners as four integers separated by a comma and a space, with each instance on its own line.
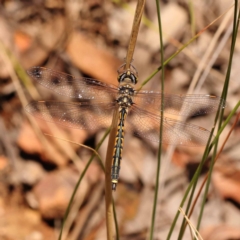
0, 0, 240, 239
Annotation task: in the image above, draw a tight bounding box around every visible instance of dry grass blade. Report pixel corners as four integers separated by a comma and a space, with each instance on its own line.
105, 108, 119, 240
154, 4, 234, 222
44, 133, 102, 162
104, 1, 146, 239
68, 181, 104, 240
0, 40, 68, 166
138, 3, 234, 89
125, 0, 146, 69
187, 111, 240, 220
179, 208, 203, 240
0, 40, 86, 170
43, 133, 104, 240
189, 8, 234, 94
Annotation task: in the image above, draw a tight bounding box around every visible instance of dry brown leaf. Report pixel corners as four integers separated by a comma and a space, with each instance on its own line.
14, 31, 32, 53
139, 2, 187, 52
0, 155, 9, 170
17, 121, 67, 166
66, 32, 121, 85
32, 168, 89, 219
201, 225, 240, 240
0, 206, 55, 240
172, 150, 192, 168
19, 14, 66, 68
116, 184, 141, 221
213, 167, 240, 203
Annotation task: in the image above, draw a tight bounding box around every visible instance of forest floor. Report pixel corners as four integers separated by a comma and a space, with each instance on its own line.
0, 0, 240, 239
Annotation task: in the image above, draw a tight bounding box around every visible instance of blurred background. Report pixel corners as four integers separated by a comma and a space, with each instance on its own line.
0, 0, 240, 239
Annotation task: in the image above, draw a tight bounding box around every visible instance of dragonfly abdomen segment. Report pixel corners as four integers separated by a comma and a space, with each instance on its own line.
111, 107, 128, 190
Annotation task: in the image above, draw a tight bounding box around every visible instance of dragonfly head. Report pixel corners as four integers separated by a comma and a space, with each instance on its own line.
118, 70, 138, 84
117, 62, 138, 85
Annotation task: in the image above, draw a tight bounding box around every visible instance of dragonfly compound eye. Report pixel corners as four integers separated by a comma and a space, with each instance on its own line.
118, 70, 138, 84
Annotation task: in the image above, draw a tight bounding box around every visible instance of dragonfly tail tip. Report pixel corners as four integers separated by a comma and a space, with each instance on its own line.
112, 183, 117, 191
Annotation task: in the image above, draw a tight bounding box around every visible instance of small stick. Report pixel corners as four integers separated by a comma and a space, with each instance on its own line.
125, 0, 146, 69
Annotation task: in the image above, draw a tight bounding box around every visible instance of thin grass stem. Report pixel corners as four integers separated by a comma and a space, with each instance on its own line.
125, 0, 146, 69
104, 1, 146, 239
166, 100, 240, 240
188, 0, 196, 36
58, 128, 110, 240
196, 1, 240, 232
138, 4, 234, 90
149, 1, 164, 239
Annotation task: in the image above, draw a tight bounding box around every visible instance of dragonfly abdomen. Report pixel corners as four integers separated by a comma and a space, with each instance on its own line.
111, 107, 128, 190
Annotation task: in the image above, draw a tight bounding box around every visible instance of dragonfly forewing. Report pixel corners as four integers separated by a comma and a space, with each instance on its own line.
27, 67, 119, 100
26, 101, 116, 131
134, 91, 224, 117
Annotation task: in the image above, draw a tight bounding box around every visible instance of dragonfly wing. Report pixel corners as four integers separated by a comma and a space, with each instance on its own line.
127, 105, 212, 146
26, 101, 116, 130
27, 67, 119, 100
134, 91, 224, 117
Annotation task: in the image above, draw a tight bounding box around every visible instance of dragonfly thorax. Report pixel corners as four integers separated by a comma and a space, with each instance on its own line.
117, 85, 134, 108
117, 96, 133, 107
118, 85, 135, 95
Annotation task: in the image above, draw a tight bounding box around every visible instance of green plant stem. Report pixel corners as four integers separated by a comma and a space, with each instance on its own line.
196, 1, 240, 232
149, 1, 164, 239
58, 129, 109, 240
137, 6, 232, 90
188, 0, 195, 36
177, 129, 214, 240
166, 100, 240, 240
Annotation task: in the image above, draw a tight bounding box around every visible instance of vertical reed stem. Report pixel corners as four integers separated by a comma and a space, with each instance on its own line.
125, 0, 146, 69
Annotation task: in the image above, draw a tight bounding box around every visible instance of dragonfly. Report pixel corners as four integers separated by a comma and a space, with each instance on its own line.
25, 65, 224, 190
